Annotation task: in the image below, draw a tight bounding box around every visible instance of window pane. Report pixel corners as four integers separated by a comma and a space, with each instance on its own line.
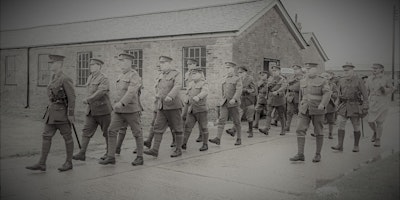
195, 48, 199, 57
201, 47, 206, 57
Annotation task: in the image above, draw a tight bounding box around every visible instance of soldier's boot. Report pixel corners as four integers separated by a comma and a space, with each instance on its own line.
259, 127, 269, 135
279, 112, 286, 135
199, 132, 209, 151
328, 124, 334, 139
253, 111, 261, 129
331, 130, 345, 151
285, 114, 293, 132
371, 132, 377, 142
209, 137, 221, 145
248, 122, 253, 138
271, 120, 278, 126
226, 127, 236, 137
312, 135, 323, 163
234, 138, 241, 146
171, 133, 183, 157
144, 126, 155, 148
26, 137, 51, 171
328, 132, 333, 139
182, 130, 191, 150
209, 126, 223, 145
352, 131, 361, 152
99, 136, 116, 165
234, 123, 241, 145
135, 134, 144, 157
170, 131, 176, 147
72, 136, 90, 161
131, 156, 144, 166
195, 133, 203, 143
290, 137, 305, 161
115, 133, 126, 155
100, 136, 108, 160
58, 137, 74, 172
144, 133, 162, 157
374, 122, 383, 147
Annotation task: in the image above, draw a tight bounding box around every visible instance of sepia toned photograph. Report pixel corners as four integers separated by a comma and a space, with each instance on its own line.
1, 0, 399, 199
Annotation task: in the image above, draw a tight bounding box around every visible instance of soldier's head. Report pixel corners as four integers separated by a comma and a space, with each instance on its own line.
237, 66, 248, 79
118, 53, 135, 73
372, 63, 384, 75
304, 63, 319, 76
342, 64, 355, 77
291, 65, 302, 74
187, 59, 198, 70
224, 62, 236, 74
320, 72, 331, 80
189, 68, 204, 82
259, 71, 269, 80
159, 56, 173, 72
89, 58, 104, 73
48, 54, 65, 73
270, 66, 281, 77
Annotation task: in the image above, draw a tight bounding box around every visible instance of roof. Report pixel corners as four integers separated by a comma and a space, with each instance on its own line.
302, 32, 329, 62
0, 0, 307, 49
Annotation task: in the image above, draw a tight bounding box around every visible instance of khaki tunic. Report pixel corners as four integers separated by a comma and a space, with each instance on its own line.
365, 74, 394, 122
114, 69, 143, 113
336, 75, 368, 117
85, 71, 112, 116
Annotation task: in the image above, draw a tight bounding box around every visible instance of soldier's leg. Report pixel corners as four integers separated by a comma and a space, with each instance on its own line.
245, 105, 255, 137
26, 124, 57, 171
290, 113, 310, 161
73, 115, 98, 161
285, 102, 295, 131
197, 111, 209, 151
226, 107, 243, 136
271, 108, 279, 126
259, 105, 273, 135
325, 112, 335, 139
374, 121, 384, 147
350, 116, 361, 152
332, 115, 347, 151
99, 112, 125, 164
165, 109, 184, 157
144, 110, 169, 157
253, 103, 263, 128
209, 105, 228, 145
125, 112, 144, 165
229, 106, 242, 145
58, 123, 74, 171
311, 114, 324, 162
368, 121, 377, 142
98, 114, 111, 157
183, 112, 197, 149
144, 111, 157, 148
276, 105, 286, 135
116, 126, 128, 154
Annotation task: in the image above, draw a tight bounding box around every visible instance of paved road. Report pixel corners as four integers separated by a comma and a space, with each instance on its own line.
1, 105, 399, 200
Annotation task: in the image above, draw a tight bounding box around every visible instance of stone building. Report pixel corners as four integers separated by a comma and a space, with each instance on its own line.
0, 0, 328, 123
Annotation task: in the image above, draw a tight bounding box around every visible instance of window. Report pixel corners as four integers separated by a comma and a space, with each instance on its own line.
263, 58, 280, 72
125, 49, 143, 77
5, 56, 17, 85
77, 52, 92, 86
182, 46, 206, 87
38, 54, 51, 86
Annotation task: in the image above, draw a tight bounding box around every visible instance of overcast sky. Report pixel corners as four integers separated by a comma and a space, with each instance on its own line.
1, 0, 399, 70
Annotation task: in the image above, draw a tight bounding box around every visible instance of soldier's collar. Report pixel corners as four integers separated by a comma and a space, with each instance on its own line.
91, 70, 101, 77
226, 72, 234, 77
163, 69, 175, 74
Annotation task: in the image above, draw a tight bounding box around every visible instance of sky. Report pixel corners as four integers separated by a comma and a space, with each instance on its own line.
1, 0, 399, 70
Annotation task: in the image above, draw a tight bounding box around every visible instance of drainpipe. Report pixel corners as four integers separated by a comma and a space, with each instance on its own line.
24, 47, 30, 108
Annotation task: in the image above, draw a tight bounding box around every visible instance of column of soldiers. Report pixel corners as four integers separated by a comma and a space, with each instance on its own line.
26, 54, 394, 172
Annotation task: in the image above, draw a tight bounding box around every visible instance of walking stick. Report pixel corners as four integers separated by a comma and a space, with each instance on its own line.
361, 117, 365, 138
71, 123, 82, 149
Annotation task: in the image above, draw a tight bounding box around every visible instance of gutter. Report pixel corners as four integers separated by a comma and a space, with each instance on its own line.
24, 47, 30, 108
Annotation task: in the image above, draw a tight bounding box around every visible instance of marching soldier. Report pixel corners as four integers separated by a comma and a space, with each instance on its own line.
209, 61, 243, 146
72, 58, 112, 161
253, 71, 270, 129
26, 54, 76, 172
290, 63, 331, 163
259, 65, 287, 135
322, 71, 339, 139
284, 65, 303, 131
226, 66, 256, 138
144, 56, 184, 158
365, 63, 394, 147
182, 66, 209, 151
331, 64, 368, 152
99, 53, 144, 166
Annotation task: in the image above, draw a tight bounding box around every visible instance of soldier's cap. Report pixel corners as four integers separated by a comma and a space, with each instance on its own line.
320, 72, 331, 79
342, 64, 355, 69
305, 62, 318, 68
259, 71, 270, 75
372, 63, 384, 69
224, 61, 237, 67
291, 65, 301, 69
190, 67, 203, 73
118, 53, 135, 61
187, 58, 198, 65
271, 65, 281, 70
48, 54, 65, 63
159, 55, 173, 62
238, 66, 248, 72
89, 58, 104, 65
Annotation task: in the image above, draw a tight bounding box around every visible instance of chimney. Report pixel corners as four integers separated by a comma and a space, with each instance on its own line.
295, 13, 302, 31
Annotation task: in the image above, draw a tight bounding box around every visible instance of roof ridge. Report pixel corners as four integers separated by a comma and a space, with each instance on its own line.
1, 0, 262, 32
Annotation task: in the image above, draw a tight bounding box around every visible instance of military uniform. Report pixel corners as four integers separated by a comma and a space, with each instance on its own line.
259, 68, 287, 135
100, 53, 144, 166
253, 71, 269, 128
144, 56, 184, 158
26, 54, 76, 172
209, 62, 243, 146
285, 69, 303, 131
73, 59, 112, 161
332, 65, 368, 152
325, 77, 338, 139
182, 67, 209, 151
290, 65, 331, 163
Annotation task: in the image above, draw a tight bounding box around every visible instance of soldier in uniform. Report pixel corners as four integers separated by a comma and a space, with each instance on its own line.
284, 65, 303, 131
144, 56, 184, 158
253, 71, 270, 129
181, 67, 209, 151
226, 66, 256, 138
331, 64, 368, 152
321, 71, 339, 139
365, 63, 394, 147
289, 63, 331, 163
259, 65, 287, 135
72, 58, 112, 161
26, 54, 76, 172
99, 53, 144, 166
209, 61, 243, 145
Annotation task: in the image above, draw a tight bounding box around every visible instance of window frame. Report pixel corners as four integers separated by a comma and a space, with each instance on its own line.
182, 46, 206, 88
76, 51, 92, 86
124, 49, 143, 77
37, 54, 51, 86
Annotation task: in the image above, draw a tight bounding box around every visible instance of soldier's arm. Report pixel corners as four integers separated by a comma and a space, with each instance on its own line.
196, 82, 209, 99
63, 77, 76, 116
320, 80, 332, 108
247, 79, 256, 95
276, 78, 288, 93
358, 78, 368, 105
86, 76, 110, 104
167, 71, 182, 99
384, 77, 395, 94
232, 77, 243, 101
120, 72, 141, 106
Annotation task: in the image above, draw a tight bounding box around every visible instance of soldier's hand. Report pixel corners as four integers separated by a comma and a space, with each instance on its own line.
165, 96, 173, 102
229, 99, 236, 105
68, 116, 75, 124
83, 99, 88, 104
193, 96, 200, 102
114, 102, 123, 110
272, 91, 278, 96
317, 104, 325, 110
